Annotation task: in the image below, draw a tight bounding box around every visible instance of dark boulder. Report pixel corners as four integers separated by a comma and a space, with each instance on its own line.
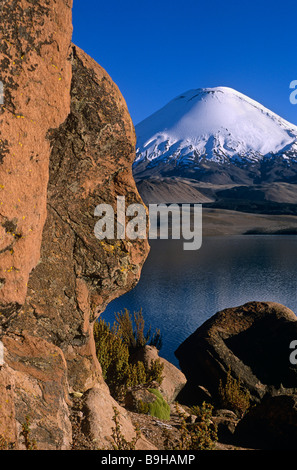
175, 301, 297, 405
234, 394, 297, 450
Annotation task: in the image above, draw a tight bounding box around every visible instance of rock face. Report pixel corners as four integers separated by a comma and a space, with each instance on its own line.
0, 4, 150, 450
175, 302, 297, 405
0, 0, 73, 312
19, 44, 149, 395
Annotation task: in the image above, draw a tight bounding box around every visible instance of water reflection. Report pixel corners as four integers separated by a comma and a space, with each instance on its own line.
102, 236, 297, 367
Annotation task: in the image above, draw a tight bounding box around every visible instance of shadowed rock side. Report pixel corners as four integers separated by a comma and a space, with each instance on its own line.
0, 44, 150, 449
234, 394, 297, 449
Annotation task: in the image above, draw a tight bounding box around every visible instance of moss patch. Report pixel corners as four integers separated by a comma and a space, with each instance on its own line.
145, 389, 170, 421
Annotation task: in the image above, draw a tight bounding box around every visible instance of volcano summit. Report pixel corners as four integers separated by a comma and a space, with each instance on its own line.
134, 87, 297, 185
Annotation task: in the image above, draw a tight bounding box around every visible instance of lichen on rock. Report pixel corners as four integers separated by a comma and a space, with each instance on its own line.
0, 3, 150, 450
0, 0, 73, 313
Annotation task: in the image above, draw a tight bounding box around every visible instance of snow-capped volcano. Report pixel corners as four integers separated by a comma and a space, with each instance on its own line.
133, 87, 297, 182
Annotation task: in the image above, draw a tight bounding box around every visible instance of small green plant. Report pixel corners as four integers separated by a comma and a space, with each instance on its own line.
166, 403, 217, 450
190, 402, 218, 450
94, 318, 130, 397
0, 416, 37, 450
145, 389, 170, 421
190, 405, 202, 416
115, 308, 162, 352
21, 415, 37, 450
94, 312, 164, 400
0, 434, 15, 450
145, 359, 164, 385
125, 361, 147, 389
109, 407, 141, 450
218, 368, 250, 417
137, 400, 150, 415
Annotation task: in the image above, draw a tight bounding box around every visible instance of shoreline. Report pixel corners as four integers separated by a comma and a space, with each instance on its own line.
201, 208, 297, 237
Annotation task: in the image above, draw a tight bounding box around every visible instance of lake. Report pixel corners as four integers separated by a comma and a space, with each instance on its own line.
101, 235, 297, 367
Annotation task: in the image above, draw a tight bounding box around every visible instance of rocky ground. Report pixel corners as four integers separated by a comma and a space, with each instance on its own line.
68, 301, 297, 451
127, 406, 252, 451
69, 390, 253, 451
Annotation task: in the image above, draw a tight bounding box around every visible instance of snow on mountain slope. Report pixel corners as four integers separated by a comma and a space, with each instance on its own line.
134, 87, 297, 169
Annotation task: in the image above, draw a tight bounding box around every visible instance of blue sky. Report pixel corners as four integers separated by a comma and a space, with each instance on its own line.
72, 0, 297, 126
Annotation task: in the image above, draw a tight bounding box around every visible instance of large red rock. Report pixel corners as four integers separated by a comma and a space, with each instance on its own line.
81, 384, 156, 450
0, 0, 73, 449
0, 0, 73, 312
0, 39, 150, 448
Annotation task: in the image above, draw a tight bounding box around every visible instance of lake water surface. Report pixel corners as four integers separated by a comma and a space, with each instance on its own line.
101, 236, 297, 367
